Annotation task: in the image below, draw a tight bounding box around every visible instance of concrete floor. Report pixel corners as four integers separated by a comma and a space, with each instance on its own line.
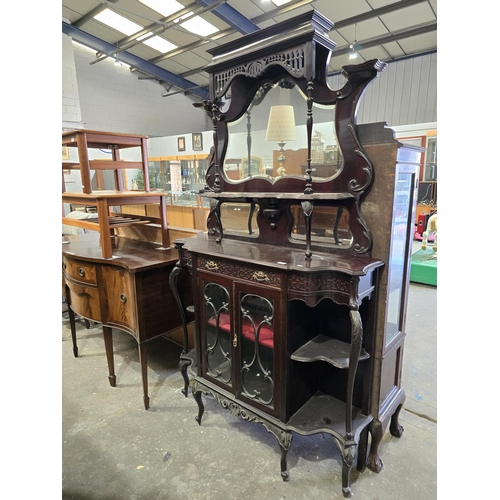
61, 247, 437, 500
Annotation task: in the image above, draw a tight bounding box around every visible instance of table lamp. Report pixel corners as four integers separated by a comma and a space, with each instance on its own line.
265, 105, 296, 176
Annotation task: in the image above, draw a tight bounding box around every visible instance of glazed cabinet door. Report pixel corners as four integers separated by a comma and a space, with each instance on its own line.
234, 282, 282, 418
198, 272, 234, 392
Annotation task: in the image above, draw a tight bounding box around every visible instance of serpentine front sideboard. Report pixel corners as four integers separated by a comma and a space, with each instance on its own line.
62, 232, 193, 409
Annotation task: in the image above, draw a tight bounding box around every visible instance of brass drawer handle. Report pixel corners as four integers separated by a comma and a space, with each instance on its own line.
79, 268, 85, 277
252, 271, 270, 283
205, 261, 219, 271
233, 332, 238, 348
120, 294, 127, 303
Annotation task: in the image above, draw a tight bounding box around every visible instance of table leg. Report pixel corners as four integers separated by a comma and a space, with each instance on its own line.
65, 285, 78, 357
102, 326, 116, 387
138, 342, 150, 410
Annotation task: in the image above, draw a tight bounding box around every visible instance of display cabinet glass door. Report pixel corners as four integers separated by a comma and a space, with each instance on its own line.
385, 167, 418, 346
235, 282, 281, 417
199, 273, 234, 391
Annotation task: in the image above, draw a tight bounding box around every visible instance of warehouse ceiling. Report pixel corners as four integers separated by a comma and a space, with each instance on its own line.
62, 0, 437, 99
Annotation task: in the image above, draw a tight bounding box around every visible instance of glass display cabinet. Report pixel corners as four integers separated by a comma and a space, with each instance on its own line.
170, 10, 423, 498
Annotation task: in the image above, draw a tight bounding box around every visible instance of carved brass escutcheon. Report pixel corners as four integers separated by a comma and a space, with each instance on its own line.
205, 261, 219, 271
233, 332, 238, 348
252, 271, 270, 283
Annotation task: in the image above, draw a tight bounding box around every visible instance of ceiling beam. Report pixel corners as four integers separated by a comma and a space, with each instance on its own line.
194, 0, 259, 34
62, 21, 209, 99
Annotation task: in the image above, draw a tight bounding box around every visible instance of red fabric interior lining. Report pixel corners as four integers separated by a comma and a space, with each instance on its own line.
207, 312, 274, 348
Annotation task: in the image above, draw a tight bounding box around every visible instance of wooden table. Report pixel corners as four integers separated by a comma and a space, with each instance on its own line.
62, 233, 193, 409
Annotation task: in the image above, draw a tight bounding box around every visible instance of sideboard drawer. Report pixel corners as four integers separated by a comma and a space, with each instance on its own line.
64, 258, 98, 286
66, 279, 102, 322
196, 255, 283, 289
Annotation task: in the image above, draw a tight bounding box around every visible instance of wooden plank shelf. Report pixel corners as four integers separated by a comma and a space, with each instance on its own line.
291, 334, 369, 369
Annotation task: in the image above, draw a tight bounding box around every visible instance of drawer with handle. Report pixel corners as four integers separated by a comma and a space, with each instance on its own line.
63, 258, 98, 286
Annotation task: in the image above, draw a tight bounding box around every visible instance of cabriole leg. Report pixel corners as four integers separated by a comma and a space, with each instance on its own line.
366, 419, 384, 473
279, 433, 292, 481
179, 355, 191, 397
389, 403, 404, 438
340, 439, 356, 498
193, 390, 205, 425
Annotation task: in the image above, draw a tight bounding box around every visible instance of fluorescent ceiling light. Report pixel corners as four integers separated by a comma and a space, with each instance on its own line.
177, 14, 219, 36
138, 0, 184, 18
272, 0, 292, 6
94, 8, 177, 53
137, 33, 176, 53
139, 0, 219, 37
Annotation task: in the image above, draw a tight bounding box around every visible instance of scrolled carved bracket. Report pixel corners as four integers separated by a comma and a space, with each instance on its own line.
206, 198, 223, 242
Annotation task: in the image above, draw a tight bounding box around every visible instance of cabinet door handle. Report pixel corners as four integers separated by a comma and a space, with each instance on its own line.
233, 332, 238, 348
78, 268, 85, 277
120, 294, 127, 303
252, 271, 270, 283
205, 261, 219, 271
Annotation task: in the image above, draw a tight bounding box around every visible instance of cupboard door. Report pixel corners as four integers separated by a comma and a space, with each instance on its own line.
199, 273, 234, 391
235, 283, 282, 417
101, 267, 137, 336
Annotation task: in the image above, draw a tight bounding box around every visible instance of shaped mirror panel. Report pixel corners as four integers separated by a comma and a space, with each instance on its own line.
290, 205, 353, 247
220, 202, 260, 237
223, 79, 343, 183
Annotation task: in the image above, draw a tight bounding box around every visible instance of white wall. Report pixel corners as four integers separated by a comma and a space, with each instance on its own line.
66, 34, 210, 138
328, 52, 437, 128
62, 34, 83, 129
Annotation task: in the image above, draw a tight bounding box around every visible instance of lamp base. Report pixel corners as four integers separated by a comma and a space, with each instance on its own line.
277, 141, 286, 176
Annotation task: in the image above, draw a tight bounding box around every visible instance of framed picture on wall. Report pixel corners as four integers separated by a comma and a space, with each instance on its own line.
177, 136, 186, 152
192, 133, 203, 151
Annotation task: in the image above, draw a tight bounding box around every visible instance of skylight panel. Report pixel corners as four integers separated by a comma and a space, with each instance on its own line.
94, 8, 177, 53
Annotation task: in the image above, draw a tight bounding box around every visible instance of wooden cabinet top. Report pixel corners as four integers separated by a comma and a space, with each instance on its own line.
182, 234, 383, 276
62, 233, 179, 272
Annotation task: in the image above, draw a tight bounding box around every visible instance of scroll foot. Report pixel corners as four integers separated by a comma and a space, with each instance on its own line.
342, 487, 352, 498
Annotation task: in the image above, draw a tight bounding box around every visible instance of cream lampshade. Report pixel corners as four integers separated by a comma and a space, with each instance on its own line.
265, 105, 296, 176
